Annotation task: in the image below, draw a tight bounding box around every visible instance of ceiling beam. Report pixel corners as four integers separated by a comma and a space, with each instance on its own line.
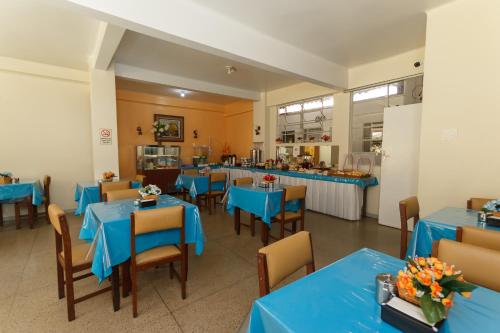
115, 63, 261, 101
90, 22, 125, 70
56, 0, 348, 89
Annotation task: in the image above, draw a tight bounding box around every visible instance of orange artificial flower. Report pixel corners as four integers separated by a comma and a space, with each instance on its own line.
417, 257, 427, 267
442, 298, 453, 308
444, 265, 454, 276
416, 271, 432, 286
461, 291, 472, 298
405, 284, 417, 297
434, 261, 443, 271
410, 265, 418, 274
433, 268, 443, 280
430, 282, 443, 298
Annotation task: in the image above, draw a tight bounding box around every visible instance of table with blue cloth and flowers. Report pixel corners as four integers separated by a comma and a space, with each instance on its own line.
226, 183, 301, 243
175, 174, 226, 201
0, 179, 43, 228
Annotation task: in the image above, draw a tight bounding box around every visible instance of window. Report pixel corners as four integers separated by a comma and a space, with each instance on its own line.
352, 81, 404, 102
277, 95, 334, 143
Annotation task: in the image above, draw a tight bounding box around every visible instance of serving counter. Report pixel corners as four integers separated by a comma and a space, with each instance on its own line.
208, 166, 378, 221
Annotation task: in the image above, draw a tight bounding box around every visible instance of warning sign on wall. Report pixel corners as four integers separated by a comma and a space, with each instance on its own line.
99, 128, 112, 145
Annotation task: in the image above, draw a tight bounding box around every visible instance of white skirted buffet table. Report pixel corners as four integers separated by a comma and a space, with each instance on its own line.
211, 167, 378, 221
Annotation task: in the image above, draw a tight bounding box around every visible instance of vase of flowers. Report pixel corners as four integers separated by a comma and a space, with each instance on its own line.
101, 171, 115, 182
321, 134, 331, 142
397, 256, 476, 324
263, 174, 276, 184
138, 184, 162, 200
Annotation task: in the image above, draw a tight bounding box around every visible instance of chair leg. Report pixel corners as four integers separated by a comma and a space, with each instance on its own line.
57, 260, 65, 299
169, 262, 174, 279
121, 261, 131, 298
250, 214, 255, 237
300, 216, 305, 231
181, 254, 187, 299
261, 223, 269, 246
15, 203, 21, 229
111, 266, 120, 312
280, 220, 285, 239
292, 220, 297, 234
131, 267, 138, 318
45, 201, 50, 224
27, 200, 34, 229
65, 270, 76, 321
208, 196, 212, 215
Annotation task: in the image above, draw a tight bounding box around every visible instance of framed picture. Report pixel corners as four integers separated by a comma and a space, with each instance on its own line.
153, 114, 184, 142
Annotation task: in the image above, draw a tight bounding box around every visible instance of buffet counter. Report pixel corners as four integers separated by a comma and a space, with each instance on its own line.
207, 166, 378, 221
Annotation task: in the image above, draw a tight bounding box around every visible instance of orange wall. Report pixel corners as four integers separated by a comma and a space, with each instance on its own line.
224, 100, 254, 159
116, 90, 253, 178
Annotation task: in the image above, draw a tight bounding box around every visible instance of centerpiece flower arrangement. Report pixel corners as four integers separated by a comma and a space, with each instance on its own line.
321, 134, 331, 142
101, 171, 115, 182
397, 256, 476, 324
0, 171, 13, 184
262, 174, 276, 184
138, 184, 162, 200
483, 199, 500, 214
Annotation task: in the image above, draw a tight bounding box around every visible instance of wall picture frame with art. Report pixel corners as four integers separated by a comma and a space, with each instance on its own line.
153, 114, 184, 142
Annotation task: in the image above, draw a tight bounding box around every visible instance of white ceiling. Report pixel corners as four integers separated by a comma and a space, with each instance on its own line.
190, 0, 453, 67
115, 77, 246, 105
114, 31, 301, 92
0, 0, 99, 70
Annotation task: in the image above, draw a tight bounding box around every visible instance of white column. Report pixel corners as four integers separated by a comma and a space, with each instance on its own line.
89, 65, 120, 180
332, 92, 351, 164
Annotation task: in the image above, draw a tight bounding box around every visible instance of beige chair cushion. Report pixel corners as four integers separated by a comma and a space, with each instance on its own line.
134, 205, 183, 235
274, 211, 301, 221
48, 204, 64, 235
285, 186, 306, 201
135, 245, 181, 265
101, 181, 131, 195
183, 169, 198, 176
437, 239, 500, 291
461, 226, 500, 252
468, 198, 492, 211
106, 189, 140, 202
400, 196, 420, 219
258, 231, 313, 288
210, 173, 226, 183
61, 243, 92, 267
234, 177, 253, 186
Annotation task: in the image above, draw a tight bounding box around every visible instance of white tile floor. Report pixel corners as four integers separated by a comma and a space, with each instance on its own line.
0, 205, 400, 333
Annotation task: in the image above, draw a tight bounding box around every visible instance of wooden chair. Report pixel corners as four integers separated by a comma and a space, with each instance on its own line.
263, 185, 307, 245
99, 180, 132, 202
130, 205, 187, 317
432, 239, 500, 291
33, 175, 51, 224
135, 174, 146, 186
205, 173, 227, 215
104, 189, 141, 202
233, 177, 256, 236
257, 231, 315, 296
48, 204, 119, 321
398, 196, 420, 259
456, 226, 500, 252
467, 198, 493, 211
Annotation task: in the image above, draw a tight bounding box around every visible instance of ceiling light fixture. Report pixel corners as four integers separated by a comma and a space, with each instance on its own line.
225, 65, 237, 75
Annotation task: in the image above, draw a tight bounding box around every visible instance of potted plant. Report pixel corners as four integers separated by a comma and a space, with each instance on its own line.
397, 256, 477, 324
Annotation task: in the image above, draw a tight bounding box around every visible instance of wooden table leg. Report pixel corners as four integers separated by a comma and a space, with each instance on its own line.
250, 213, 256, 237
121, 261, 130, 298
362, 187, 368, 218
234, 207, 241, 235
182, 189, 187, 201
184, 244, 189, 280
0, 204, 3, 226
27, 196, 34, 229
15, 203, 21, 229
261, 222, 269, 246
111, 266, 120, 311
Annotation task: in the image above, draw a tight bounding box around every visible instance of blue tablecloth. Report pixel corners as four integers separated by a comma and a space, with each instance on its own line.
0, 181, 43, 205
406, 207, 500, 258
74, 180, 141, 215
248, 248, 500, 333
226, 184, 300, 224
79, 194, 205, 282
175, 175, 225, 198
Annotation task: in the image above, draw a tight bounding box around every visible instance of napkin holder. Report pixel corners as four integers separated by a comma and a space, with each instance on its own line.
139, 198, 157, 208
381, 297, 443, 333
486, 215, 500, 227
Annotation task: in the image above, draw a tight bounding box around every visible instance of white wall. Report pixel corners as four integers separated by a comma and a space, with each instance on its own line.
0, 58, 93, 217
418, 0, 500, 215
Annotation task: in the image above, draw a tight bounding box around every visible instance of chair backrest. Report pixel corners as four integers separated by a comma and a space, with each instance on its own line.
105, 189, 140, 202
182, 169, 198, 176
48, 204, 72, 263
433, 239, 500, 291
467, 198, 493, 211
457, 226, 500, 252
43, 175, 51, 201
99, 180, 131, 201
135, 174, 146, 185
399, 196, 420, 221
132, 205, 184, 235
233, 177, 253, 186
210, 172, 226, 183
257, 231, 315, 296
284, 185, 306, 202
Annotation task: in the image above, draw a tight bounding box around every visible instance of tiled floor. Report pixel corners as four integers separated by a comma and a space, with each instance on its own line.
0, 204, 400, 333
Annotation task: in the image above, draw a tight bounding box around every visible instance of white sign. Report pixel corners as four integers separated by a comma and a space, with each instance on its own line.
99, 128, 112, 145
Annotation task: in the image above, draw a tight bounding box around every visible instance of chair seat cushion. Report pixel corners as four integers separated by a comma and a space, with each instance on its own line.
60, 243, 92, 267
274, 211, 301, 221
135, 245, 181, 266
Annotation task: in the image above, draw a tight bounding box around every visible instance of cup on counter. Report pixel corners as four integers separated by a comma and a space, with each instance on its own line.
375, 273, 396, 304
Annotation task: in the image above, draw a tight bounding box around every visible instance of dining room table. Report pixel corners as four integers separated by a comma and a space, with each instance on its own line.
0, 180, 44, 227
79, 194, 205, 283
247, 248, 500, 333
226, 183, 301, 242
406, 207, 500, 258
175, 174, 226, 200
73, 180, 141, 215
